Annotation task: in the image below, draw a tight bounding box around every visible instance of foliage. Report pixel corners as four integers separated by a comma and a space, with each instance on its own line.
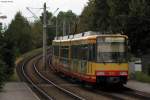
108, 0, 129, 32
30, 20, 43, 48
93, 0, 110, 32
40, 10, 77, 44
0, 60, 6, 89
125, 16, 150, 54
57, 10, 77, 35
6, 12, 33, 54
8, 69, 19, 82
0, 27, 15, 89
1, 36, 15, 77
134, 72, 150, 83
78, 0, 95, 32
0, 28, 5, 89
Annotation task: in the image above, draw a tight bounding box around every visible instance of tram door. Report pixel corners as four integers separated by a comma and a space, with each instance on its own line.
81, 59, 87, 74
80, 45, 88, 74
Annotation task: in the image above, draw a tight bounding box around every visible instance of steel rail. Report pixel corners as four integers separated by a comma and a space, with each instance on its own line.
33, 58, 86, 100
122, 87, 150, 100
21, 57, 54, 100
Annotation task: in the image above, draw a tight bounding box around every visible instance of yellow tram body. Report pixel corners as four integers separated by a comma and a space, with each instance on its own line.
52, 31, 129, 85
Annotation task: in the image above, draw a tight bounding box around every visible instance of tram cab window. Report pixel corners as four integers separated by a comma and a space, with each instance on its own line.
96, 37, 127, 63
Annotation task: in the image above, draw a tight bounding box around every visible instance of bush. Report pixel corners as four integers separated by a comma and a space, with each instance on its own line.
0, 60, 6, 89
135, 71, 150, 83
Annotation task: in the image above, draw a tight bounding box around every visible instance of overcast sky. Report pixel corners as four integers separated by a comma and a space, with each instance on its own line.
0, 0, 88, 25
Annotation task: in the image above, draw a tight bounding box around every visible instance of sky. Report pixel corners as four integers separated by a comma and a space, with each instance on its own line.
0, 0, 88, 25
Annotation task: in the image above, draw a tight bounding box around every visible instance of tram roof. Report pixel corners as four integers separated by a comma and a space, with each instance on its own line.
53, 31, 128, 42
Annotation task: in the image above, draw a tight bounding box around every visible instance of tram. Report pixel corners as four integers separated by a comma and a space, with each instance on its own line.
52, 31, 129, 85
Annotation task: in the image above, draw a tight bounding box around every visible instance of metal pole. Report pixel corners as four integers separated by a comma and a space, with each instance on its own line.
56, 17, 58, 38
68, 23, 71, 35
63, 19, 66, 36
43, 3, 47, 71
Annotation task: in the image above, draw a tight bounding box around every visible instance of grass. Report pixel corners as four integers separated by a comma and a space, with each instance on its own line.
134, 71, 150, 83
8, 69, 19, 82
20, 48, 43, 59
8, 48, 43, 82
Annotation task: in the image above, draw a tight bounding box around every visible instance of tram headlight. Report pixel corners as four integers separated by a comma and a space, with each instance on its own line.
96, 72, 105, 76
120, 72, 128, 76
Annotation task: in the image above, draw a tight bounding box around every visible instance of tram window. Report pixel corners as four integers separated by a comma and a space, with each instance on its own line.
54, 46, 59, 56
71, 45, 88, 60
79, 45, 88, 60
61, 46, 69, 58
71, 45, 78, 59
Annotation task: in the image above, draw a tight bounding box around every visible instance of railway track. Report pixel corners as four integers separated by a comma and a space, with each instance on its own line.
17, 53, 53, 100
89, 87, 150, 100
17, 50, 150, 100
33, 56, 85, 100
119, 87, 150, 100
21, 59, 53, 100
17, 52, 85, 100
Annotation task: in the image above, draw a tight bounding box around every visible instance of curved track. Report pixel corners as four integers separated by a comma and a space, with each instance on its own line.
33, 57, 85, 100
22, 59, 53, 100
16, 50, 150, 100
17, 52, 85, 100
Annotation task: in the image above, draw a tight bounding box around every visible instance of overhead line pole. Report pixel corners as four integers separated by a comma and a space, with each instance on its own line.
26, 4, 59, 71
43, 3, 47, 71
63, 19, 66, 36
56, 17, 58, 38
55, 8, 59, 39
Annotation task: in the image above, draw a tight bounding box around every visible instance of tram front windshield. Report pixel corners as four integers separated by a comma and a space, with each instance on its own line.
97, 37, 127, 63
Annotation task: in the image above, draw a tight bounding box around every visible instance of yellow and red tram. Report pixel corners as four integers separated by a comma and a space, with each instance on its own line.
52, 31, 129, 85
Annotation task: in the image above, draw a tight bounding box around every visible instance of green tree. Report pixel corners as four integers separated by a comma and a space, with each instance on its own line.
108, 0, 129, 32
57, 10, 77, 35
0, 60, 5, 89
1, 36, 15, 76
78, 0, 110, 32
31, 20, 43, 48
145, 0, 150, 17
129, 0, 146, 16
0, 25, 5, 89
78, 0, 95, 32
0, 24, 15, 88
6, 12, 33, 54
93, 0, 110, 32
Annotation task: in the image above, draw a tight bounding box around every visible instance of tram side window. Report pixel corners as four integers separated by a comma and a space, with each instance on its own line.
61, 46, 69, 58
71, 45, 78, 59
79, 45, 88, 60
71, 45, 88, 60
54, 46, 59, 56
